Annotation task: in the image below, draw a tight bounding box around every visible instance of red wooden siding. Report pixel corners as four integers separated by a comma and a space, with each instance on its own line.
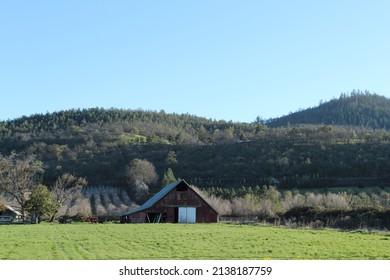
122, 180, 218, 223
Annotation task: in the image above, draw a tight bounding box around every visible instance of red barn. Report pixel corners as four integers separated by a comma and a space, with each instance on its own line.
120, 179, 218, 223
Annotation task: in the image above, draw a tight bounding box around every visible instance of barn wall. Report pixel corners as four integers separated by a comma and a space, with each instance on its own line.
125, 183, 218, 223
124, 212, 146, 223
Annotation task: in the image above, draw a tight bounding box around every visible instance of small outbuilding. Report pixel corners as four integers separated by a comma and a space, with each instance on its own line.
120, 179, 218, 223
0, 205, 23, 224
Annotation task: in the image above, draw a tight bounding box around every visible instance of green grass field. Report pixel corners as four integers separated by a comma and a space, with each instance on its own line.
0, 223, 389, 260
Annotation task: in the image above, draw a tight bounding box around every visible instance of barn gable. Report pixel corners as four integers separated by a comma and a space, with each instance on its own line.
120, 179, 218, 223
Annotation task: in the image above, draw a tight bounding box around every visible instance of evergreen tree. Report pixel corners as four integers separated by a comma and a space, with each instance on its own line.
198, 125, 209, 143
161, 168, 176, 188
25, 184, 60, 223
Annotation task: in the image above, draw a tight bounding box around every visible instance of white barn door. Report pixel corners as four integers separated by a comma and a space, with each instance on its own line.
178, 207, 196, 223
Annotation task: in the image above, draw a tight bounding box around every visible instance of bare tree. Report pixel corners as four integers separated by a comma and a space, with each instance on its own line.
0, 153, 43, 216
50, 173, 87, 221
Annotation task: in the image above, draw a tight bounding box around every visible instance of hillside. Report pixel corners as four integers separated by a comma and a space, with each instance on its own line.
0, 108, 251, 144
1, 92, 390, 191
0, 108, 258, 186
267, 90, 390, 129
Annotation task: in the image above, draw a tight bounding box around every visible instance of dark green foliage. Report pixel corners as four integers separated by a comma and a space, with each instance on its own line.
161, 168, 176, 188
3, 92, 390, 190
268, 90, 390, 129
25, 184, 60, 222
89, 195, 96, 216
0, 107, 250, 147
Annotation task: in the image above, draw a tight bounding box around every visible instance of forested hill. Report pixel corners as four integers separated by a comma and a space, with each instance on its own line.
0, 108, 255, 145
267, 91, 390, 129
1, 91, 389, 140
2, 91, 390, 190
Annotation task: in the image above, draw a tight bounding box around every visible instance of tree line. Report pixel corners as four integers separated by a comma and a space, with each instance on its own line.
2, 92, 390, 190
267, 90, 390, 129
3, 121, 390, 189
0, 152, 177, 222
197, 185, 390, 230
0, 153, 86, 223
1, 151, 389, 229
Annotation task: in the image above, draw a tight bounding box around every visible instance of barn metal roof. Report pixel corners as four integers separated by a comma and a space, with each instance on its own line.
119, 179, 186, 216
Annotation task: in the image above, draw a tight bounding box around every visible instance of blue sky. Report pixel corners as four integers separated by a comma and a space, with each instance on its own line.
1, 1, 389, 122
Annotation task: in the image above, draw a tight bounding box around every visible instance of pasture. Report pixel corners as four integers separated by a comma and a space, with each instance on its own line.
0, 223, 389, 260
